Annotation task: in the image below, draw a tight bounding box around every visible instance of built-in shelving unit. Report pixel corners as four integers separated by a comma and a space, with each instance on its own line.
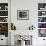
0, 3, 8, 37
38, 3, 46, 37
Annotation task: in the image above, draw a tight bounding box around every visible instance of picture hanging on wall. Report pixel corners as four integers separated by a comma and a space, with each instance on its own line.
17, 10, 29, 20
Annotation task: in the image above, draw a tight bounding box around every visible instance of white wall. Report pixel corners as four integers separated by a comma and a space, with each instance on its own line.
11, 0, 38, 30
11, 0, 46, 30
11, 0, 46, 46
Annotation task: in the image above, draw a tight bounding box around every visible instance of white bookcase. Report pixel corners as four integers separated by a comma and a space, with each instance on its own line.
0, 3, 8, 36
0, 0, 11, 45
38, 3, 46, 37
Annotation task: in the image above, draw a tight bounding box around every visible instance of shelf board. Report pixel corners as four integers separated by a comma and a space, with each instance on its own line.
0, 22, 8, 23
38, 22, 46, 23
38, 28, 46, 29
0, 10, 8, 11
38, 16, 46, 17
0, 16, 8, 17
38, 10, 46, 11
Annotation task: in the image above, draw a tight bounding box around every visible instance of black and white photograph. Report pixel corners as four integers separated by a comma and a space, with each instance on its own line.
17, 10, 29, 20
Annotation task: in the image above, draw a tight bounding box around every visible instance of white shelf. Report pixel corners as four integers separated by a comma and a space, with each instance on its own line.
0, 10, 8, 11
0, 22, 8, 23
38, 22, 46, 23
0, 16, 8, 17
38, 10, 46, 11
38, 16, 46, 17
38, 28, 46, 29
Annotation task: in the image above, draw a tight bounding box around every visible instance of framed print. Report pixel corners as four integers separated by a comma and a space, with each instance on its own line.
17, 10, 29, 20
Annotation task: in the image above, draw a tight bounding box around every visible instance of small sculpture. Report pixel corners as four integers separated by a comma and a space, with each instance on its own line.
29, 25, 35, 30
11, 23, 16, 30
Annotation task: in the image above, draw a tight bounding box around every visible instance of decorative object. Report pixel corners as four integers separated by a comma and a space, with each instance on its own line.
38, 23, 46, 28
5, 6, 8, 10
38, 3, 46, 10
38, 17, 46, 22
17, 10, 29, 20
42, 12, 45, 15
19, 35, 32, 45
19, 35, 29, 40
39, 29, 46, 37
38, 11, 46, 16
29, 25, 35, 30
15, 35, 32, 46
11, 23, 16, 30
0, 17, 8, 22
40, 8, 44, 10
0, 11, 8, 16
0, 23, 8, 37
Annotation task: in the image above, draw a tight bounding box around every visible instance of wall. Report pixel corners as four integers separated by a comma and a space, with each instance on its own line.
11, 0, 46, 46
11, 0, 38, 30
11, 0, 46, 30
